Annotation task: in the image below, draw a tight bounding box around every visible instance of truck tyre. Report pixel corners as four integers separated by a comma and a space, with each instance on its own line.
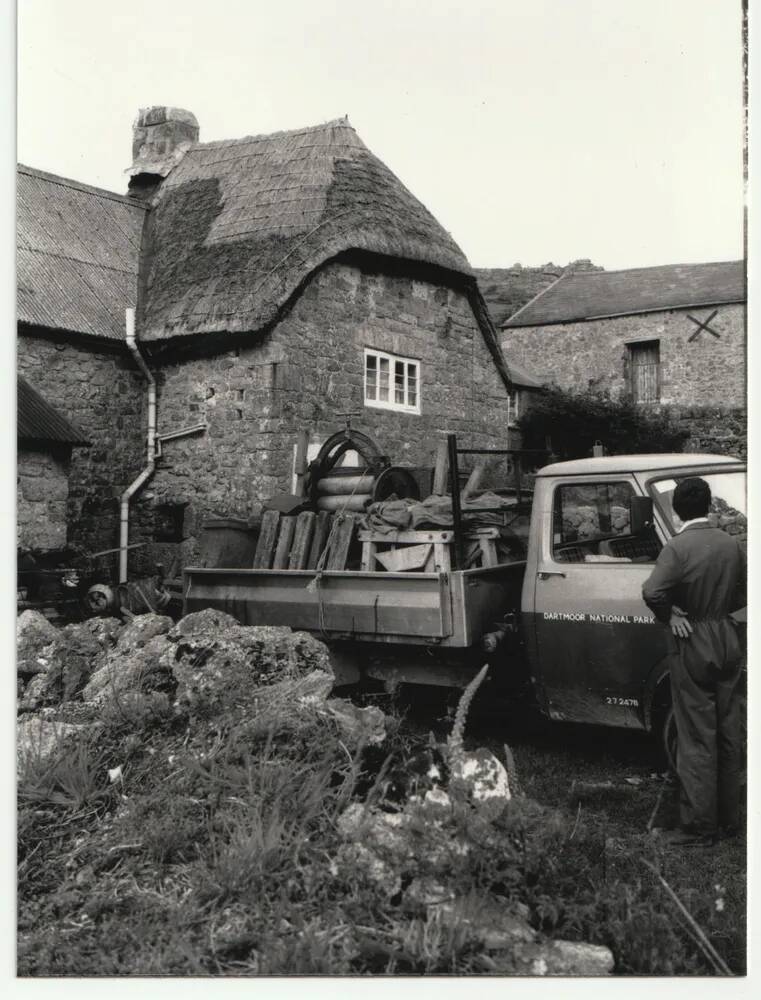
660, 704, 678, 774
650, 679, 677, 773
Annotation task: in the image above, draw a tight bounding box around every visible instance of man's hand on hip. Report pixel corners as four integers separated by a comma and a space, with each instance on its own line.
670, 605, 693, 639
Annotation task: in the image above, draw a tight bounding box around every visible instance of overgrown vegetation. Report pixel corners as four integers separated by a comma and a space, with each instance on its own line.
18, 684, 745, 976
518, 386, 689, 459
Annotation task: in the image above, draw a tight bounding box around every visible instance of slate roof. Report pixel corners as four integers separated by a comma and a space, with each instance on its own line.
475, 261, 603, 328
139, 118, 475, 341
503, 261, 746, 328
17, 375, 90, 446
17, 165, 146, 340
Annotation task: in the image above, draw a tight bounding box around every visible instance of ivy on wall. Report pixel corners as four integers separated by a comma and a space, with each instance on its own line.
517, 386, 689, 459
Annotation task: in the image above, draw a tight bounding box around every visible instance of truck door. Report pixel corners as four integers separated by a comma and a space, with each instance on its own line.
529, 477, 670, 728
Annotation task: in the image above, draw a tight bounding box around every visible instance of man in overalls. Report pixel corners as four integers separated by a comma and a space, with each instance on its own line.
642, 477, 745, 846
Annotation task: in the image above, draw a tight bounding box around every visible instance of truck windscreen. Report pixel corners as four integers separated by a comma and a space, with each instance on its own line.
649, 471, 747, 538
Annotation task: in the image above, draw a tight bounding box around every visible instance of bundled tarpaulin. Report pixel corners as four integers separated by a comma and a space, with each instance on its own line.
360, 492, 516, 534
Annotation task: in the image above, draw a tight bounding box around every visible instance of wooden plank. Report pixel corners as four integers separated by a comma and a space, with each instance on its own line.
325, 514, 356, 570
433, 542, 451, 572
293, 430, 310, 497
288, 511, 316, 570
272, 516, 296, 570
464, 527, 500, 539
358, 529, 453, 544
462, 457, 488, 500
432, 441, 449, 495
306, 511, 332, 570
360, 539, 377, 572
375, 543, 432, 572
478, 538, 499, 568
253, 509, 281, 568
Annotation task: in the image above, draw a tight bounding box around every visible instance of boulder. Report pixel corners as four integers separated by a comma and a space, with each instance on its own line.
115, 613, 173, 654
450, 747, 510, 819
168, 608, 240, 640
17, 717, 86, 770
513, 939, 614, 976
82, 634, 175, 705
18, 628, 105, 710
253, 670, 335, 709
324, 699, 387, 746
16, 611, 59, 678
67, 617, 123, 651
166, 625, 333, 718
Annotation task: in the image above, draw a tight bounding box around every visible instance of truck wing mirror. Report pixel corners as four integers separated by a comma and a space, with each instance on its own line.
630, 495, 654, 535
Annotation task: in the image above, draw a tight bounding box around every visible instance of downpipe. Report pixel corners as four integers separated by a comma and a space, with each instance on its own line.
119, 307, 156, 584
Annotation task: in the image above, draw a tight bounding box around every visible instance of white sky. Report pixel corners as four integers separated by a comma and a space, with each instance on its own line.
16, 0, 745, 271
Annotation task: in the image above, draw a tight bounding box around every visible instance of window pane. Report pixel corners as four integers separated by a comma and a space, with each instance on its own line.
551, 481, 659, 563
394, 361, 405, 404
378, 357, 390, 401
407, 363, 418, 407
365, 354, 377, 400
651, 472, 747, 538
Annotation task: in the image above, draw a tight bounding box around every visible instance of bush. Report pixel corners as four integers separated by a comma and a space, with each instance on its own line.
518, 386, 689, 459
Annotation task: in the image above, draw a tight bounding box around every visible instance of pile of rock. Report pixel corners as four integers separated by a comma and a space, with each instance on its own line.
16, 606, 614, 976
17, 607, 386, 754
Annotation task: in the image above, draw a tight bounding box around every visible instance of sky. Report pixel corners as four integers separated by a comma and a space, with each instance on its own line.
16, 0, 744, 271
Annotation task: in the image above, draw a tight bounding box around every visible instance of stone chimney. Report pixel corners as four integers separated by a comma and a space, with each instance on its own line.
127, 106, 199, 200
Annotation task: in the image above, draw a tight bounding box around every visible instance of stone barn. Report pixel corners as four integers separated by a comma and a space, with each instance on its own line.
18, 108, 530, 577
500, 261, 746, 457
17, 165, 148, 563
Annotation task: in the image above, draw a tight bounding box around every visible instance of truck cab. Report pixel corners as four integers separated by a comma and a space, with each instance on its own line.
521, 454, 746, 734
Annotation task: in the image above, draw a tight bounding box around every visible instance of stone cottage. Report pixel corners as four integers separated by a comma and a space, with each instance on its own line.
18, 108, 536, 577
500, 261, 746, 456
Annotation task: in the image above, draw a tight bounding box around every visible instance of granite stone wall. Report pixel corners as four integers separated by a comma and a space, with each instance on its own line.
17, 331, 147, 567
150, 260, 517, 561
501, 305, 745, 407
676, 405, 747, 460
17, 446, 70, 552
501, 305, 745, 454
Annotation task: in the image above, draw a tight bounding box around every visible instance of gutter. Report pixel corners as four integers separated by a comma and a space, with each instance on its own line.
118, 309, 208, 584
119, 307, 156, 583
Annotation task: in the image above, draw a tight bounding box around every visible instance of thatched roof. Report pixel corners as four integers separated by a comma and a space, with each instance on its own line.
18, 375, 90, 446
503, 260, 745, 329
17, 165, 146, 341
139, 118, 477, 341
507, 362, 545, 389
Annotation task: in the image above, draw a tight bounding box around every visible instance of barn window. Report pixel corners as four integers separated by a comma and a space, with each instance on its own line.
627, 340, 660, 403
364, 349, 421, 414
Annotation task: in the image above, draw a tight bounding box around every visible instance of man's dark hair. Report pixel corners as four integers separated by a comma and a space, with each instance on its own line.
673, 477, 711, 522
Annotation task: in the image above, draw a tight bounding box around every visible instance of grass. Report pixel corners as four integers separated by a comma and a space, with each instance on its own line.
17, 681, 746, 976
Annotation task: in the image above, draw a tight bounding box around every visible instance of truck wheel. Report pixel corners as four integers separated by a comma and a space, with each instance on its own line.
660, 705, 678, 775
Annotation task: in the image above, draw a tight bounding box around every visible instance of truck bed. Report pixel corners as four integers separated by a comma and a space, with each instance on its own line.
183, 561, 525, 648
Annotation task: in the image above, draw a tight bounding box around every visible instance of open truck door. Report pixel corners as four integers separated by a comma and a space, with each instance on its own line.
525, 474, 670, 729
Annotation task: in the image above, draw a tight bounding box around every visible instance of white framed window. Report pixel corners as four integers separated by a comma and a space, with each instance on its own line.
507, 391, 520, 426
364, 349, 421, 414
